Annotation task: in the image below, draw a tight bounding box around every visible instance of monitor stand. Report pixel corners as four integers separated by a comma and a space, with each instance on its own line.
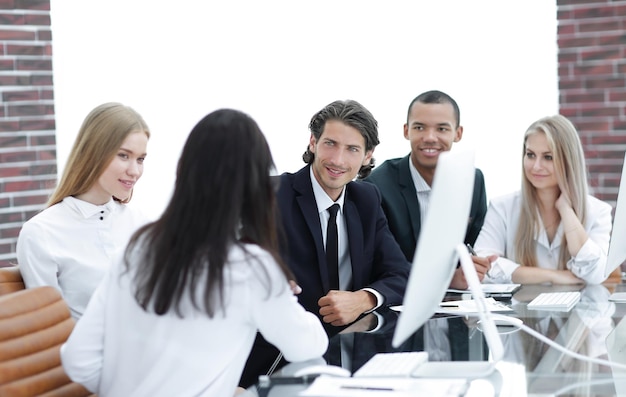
412, 244, 504, 380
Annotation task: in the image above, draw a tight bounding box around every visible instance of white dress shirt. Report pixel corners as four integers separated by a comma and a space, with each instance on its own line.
474, 191, 612, 284
16, 196, 149, 319
60, 243, 328, 397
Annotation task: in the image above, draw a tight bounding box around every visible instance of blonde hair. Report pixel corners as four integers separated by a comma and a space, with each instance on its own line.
47, 102, 150, 207
514, 115, 588, 269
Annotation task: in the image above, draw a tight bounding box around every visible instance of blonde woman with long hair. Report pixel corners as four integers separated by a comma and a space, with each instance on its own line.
17, 102, 150, 318
475, 115, 612, 284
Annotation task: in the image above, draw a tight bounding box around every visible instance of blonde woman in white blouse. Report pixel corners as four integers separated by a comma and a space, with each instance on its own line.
475, 115, 612, 284
16, 102, 150, 319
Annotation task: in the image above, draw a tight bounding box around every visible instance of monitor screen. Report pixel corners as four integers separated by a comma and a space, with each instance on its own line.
605, 151, 626, 279
392, 150, 476, 348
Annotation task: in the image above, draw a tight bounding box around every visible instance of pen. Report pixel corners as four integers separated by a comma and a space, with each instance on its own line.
340, 385, 395, 391
467, 243, 493, 278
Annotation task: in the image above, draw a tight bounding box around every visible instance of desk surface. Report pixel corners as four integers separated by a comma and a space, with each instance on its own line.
254, 282, 626, 397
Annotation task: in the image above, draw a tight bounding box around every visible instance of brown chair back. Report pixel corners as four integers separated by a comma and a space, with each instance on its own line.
0, 266, 25, 296
0, 286, 95, 397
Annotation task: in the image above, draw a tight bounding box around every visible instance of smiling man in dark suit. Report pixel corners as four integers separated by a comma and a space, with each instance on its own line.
364, 90, 491, 288
239, 99, 410, 388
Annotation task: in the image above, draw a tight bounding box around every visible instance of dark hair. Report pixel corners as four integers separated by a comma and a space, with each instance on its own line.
407, 90, 461, 129
125, 109, 292, 316
302, 99, 379, 178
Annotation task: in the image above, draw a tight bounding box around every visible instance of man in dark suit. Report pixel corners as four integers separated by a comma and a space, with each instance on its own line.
364, 90, 492, 288
239, 99, 410, 388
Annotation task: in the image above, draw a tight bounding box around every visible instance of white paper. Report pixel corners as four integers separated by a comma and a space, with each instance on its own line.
447, 284, 521, 294
298, 375, 467, 397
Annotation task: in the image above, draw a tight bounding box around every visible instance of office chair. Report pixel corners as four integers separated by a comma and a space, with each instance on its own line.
0, 265, 25, 296
0, 286, 95, 397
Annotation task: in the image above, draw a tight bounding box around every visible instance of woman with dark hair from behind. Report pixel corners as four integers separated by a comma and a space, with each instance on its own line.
61, 109, 329, 397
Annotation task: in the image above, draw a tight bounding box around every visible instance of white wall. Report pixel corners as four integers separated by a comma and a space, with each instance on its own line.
50, 1, 558, 220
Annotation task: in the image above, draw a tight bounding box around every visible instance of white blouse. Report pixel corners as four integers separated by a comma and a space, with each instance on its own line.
474, 191, 612, 284
60, 243, 328, 397
16, 196, 149, 319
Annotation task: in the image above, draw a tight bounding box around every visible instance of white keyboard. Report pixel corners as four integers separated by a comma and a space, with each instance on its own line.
353, 351, 429, 378
527, 291, 581, 311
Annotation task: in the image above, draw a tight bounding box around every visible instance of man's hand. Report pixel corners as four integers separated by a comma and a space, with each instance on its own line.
318, 290, 376, 326
448, 254, 497, 289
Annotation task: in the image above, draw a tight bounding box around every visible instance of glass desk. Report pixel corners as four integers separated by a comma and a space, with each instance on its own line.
246, 282, 626, 396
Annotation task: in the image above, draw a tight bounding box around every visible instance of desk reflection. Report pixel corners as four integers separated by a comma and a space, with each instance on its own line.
253, 283, 626, 396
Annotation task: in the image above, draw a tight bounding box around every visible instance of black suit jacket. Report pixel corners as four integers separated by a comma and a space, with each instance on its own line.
364, 155, 487, 262
239, 165, 410, 387
278, 165, 410, 333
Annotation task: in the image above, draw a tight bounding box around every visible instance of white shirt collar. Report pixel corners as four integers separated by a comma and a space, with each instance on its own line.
63, 196, 117, 219
408, 159, 431, 193
309, 166, 346, 214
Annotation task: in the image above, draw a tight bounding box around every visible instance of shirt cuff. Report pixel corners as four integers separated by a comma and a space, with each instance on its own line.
360, 287, 383, 312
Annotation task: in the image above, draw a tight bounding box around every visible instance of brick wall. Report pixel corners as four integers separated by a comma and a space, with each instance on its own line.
557, 0, 626, 204
0, 0, 56, 267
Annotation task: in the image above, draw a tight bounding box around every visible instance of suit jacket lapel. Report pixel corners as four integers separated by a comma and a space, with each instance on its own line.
293, 166, 330, 292
343, 190, 363, 289
398, 155, 422, 246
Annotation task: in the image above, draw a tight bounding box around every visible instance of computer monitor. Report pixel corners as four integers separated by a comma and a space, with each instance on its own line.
605, 151, 626, 279
391, 149, 504, 378
392, 149, 476, 348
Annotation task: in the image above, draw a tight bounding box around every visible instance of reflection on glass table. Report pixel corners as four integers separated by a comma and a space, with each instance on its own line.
245, 282, 626, 397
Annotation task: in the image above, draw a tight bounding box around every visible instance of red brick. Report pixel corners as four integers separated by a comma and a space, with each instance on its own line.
6, 43, 47, 56
21, 118, 55, 131
16, 0, 50, 11
570, 5, 626, 20
558, 35, 597, 49
37, 149, 56, 161
572, 63, 613, 77
2, 90, 40, 102
0, 1, 18, 10
0, 135, 27, 148
588, 135, 626, 145
31, 74, 52, 85
24, 13, 50, 25
559, 77, 584, 90
580, 47, 621, 62
29, 163, 56, 176
0, 75, 30, 86
0, 120, 20, 132
558, 51, 578, 63
0, 225, 21, 239
0, 59, 15, 71
0, 150, 36, 163
13, 193, 49, 207
0, 166, 29, 178
585, 77, 626, 90
578, 20, 622, 33
0, 29, 35, 40
16, 59, 52, 71
7, 103, 54, 117
0, 13, 25, 24
37, 28, 51, 41
4, 179, 40, 192
561, 91, 605, 104
608, 90, 626, 101
30, 134, 55, 146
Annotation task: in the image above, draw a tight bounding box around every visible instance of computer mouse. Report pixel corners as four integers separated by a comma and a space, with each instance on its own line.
293, 364, 351, 378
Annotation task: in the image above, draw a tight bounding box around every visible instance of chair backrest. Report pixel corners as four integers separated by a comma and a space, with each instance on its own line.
0, 286, 96, 397
0, 266, 25, 296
